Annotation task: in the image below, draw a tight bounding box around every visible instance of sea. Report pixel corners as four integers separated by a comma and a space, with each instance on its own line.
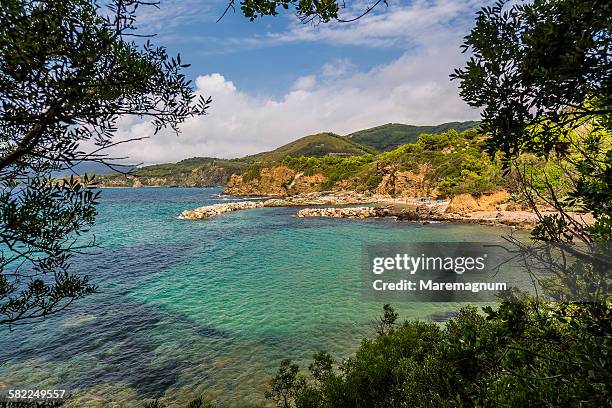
0, 187, 527, 407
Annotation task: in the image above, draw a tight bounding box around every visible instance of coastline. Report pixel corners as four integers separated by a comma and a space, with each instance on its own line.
177, 190, 594, 230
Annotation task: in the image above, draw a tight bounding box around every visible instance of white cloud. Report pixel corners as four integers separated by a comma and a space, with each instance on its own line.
322, 58, 357, 78
112, 49, 478, 164
221, 0, 483, 49
106, 0, 484, 164
293, 75, 317, 90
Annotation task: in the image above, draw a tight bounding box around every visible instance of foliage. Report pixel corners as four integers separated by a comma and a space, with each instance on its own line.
97, 157, 249, 187
241, 163, 265, 182
0, 0, 209, 325
451, 0, 611, 243
224, 0, 389, 25
265, 359, 305, 408
266, 301, 612, 408
451, 0, 610, 159
378, 129, 504, 195
243, 132, 373, 164
571, 128, 612, 243
348, 121, 479, 152
282, 154, 374, 184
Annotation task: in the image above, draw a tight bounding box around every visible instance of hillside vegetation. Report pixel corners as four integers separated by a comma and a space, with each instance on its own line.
94, 122, 480, 187
96, 157, 248, 187
225, 129, 515, 197
347, 121, 479, 151
242, 132, 375, 163
287, 129, 502, 196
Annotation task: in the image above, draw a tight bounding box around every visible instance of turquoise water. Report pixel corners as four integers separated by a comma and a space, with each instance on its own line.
0, 188, 523, 407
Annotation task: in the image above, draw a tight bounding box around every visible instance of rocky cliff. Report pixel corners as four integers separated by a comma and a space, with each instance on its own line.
444, 190, 511, 213
98, 161, 246, 187
373, 163, 438, 197
223, 163, 439, 198
224, 166, 329, 197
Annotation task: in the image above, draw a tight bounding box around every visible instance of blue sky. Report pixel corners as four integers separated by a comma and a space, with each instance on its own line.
115, 0, 488, 163
143, 2, 405, 97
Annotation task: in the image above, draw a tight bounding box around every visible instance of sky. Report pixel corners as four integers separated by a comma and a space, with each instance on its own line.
111, 0, 488, 164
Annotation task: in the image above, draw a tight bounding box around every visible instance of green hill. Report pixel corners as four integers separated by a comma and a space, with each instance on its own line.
127, 157, 238, 177
347, 121, 480, 151
93, 122, 481, 187
97, 157, 248, 187
242, 132, 375, 163
228, 128, 506, 197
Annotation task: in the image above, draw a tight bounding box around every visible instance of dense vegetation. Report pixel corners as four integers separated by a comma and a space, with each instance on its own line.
96, 157, 249, 187
280, 129, 504, 196
95, 124, 480, 188
347, 121, 480, 152
0, 0, 208, 325
242, 132, 375, 163
262, 1, 612, 408
451, 0, 611, 244
265, 300, 610, 408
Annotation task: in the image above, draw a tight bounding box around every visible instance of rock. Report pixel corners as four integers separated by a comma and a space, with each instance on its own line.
224, 166, 296, 197
445, 190, 511, 213
374, 163, 437, 197
289, 172, 329, 193
223, 162, 439, 198
295, 206, 393, 219
177, 190, 589, 231
264, 191, 373, 207
177, 191, 375, 220
177, 201, 264, 220
224, 166, 331, 197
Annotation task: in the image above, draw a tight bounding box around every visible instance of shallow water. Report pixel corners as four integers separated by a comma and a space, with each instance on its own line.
0, 188, 525, 407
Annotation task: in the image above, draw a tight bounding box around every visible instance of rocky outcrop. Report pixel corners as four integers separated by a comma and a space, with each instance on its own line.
224, 167, 334, 197
223, 162, 440, 198
289, 172, 329, 194
296, 206, 393, 219
224, 166, 297, 197
374, 163, 437, 197
178, 192, 374, 220
264, 191, 373, 207
445, 190, 511, 213
177, 201, 264, 220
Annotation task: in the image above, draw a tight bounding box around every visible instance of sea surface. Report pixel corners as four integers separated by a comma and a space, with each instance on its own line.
0, 188, 526, 407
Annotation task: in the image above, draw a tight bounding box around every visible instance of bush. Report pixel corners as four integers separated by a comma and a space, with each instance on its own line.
267, 300, 611, 408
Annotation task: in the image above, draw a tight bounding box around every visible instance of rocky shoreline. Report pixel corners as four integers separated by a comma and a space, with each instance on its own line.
177, 192, 374, 220
296, 206, 393, 219
177, 190, 593, 230
177, 201, 264, 220
292, 205, 554, 228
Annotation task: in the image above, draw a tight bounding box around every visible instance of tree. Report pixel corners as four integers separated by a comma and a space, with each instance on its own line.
0, 0, 210, 326
221, 0, 388, 24
451, 0, 611, 244
265, 359, 303, 408
265, 1, 611, 406
451, 0, 611, 302
266, 304, 612, 407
